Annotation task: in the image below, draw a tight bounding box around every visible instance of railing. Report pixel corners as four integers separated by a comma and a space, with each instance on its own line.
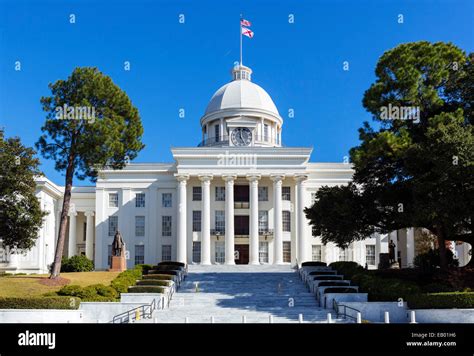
333, 299, 360, 322
197, 134, 284, 147
112, 298, 158, 324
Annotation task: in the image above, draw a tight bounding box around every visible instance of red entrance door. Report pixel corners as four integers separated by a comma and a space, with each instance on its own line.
235, 245, 249, 264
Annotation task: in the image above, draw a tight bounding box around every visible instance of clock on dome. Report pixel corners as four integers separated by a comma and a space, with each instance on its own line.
231, 127, 252, 146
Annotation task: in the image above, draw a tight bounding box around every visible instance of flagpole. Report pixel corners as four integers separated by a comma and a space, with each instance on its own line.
240, 14, 243, 66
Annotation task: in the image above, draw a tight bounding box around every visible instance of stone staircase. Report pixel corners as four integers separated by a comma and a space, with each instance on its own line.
142, 264, 346, 323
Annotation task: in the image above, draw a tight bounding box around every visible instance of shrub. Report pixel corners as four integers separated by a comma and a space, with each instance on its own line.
407, 292, 474, 309
0, 297, 80, 309
413, 249, 458, 271
136, 280, 173, 287
318, 281, 350, 287
142, 274, 174, 281
110, 266, 143, 293
148, 269, 179, 276
60, 255, 94, 272
135, 264, 153, 274
308, 271, 337, 276
312, 276, 343, 280
329, 262, 364, 279
57, 284, 118, 301
149, 265, 184, 272
301, 261, 327, 267
323, 287, 357, 294
421, 282, 456, 293
352, 272, 421, 301
127, 286, 166, 293
157, 261, 186, 268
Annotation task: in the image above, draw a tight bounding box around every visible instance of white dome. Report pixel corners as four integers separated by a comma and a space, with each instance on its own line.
205, 79, 279, 116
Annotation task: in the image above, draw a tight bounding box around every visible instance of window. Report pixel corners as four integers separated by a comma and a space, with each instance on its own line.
215, 241, 225, 263
312, 245, 322, 262
259, 241, 269, 263
193, 187, 202, 201
214, 124, 220, 142
135, 193, 145, 208
135, 245, 144, 265
282, 211, 291, 232
282, 187, 291, 201
108, 216, 118, 236
366, 245, 376, 266
162, 216, 172, 237
193, 211, 201, 232
283, 242, 291, 263
135, 216, 145, 237
339, 248, 347, 262
162, 245, 172, 261
215, 186, 225, 201
215, 211, 225, 233
264, 124, 269, 141
258, 210, 268, 233
83, 222, 87, 242
107, 245, 112, 266
192, 242, 201, 263
162, 193, 172, 208
109, 193, 118, 207
258, 186, 268, 201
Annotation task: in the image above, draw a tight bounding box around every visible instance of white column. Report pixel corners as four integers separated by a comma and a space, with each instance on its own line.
247, 174, 261, 265
271, 174, 284, 264
223, 175, 236, 265
199, 175, 213, 265
295, 175, 308, 265
375, 234, 382, 267
406, 228, 415, 267
390, 231, 398, 265
68, 209, 77, 257
85, 211, 95, 260
176, 174, 189, 263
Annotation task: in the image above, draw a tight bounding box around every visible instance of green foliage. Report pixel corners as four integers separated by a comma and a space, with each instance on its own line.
127, 286, 166, 293
0, 297, 80, 309
301, 262, 327, 267
0, 129, 46, 251
57, 283, 118, 302
329, 262, 364, 279
142, 274, 174, 281
407, 292, 474, 309
60, 255, 94, 272
110, 266, 143, 294
323, 287, 357, 294
352, 272, 422, 301
414, 249, 459, 271
136, 280, 173, 287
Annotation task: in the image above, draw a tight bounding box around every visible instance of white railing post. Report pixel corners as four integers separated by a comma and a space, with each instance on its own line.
327, 313, 332, 324
356, 312, 362, 324
154, 317, 158, 323
384, 311, 390, 324
410, 311, 416, 324
269, 315, 274, 324
298, 314, 303, 323
210, 316, 215, 324
242, 315, 246, 323
185, 317, 189, 323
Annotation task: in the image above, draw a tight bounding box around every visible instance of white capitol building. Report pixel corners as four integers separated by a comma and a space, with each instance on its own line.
1, 64, 470, 273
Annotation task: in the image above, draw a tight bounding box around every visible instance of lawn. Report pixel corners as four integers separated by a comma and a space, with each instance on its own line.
0, 272, 120, 298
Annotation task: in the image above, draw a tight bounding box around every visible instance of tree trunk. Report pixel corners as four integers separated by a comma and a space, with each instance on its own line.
49, 154, 75, 279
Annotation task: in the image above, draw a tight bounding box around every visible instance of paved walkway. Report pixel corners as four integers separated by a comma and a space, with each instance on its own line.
147, 264, 343, 323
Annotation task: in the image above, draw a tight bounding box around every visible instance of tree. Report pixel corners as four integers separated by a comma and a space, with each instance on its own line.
305, 42, 474, 269
0, 129, 46, 253
36, 67, 144, 278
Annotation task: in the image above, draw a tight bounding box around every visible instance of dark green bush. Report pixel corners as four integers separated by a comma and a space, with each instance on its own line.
60, 255, 94, 272
157, 261, 186, 268
135, 264, 153, 274
329, 262, 364, 279
421, 282, 456, 293
301, 261, 327, 267
0, 297, 81, 309
407, 292, 474, 309
413, 249, 458, 271
318, 281, 350, 287
57, 283, 118, 301
142, 274, 174, 280
308, 271, 337, 276
352, 272, 421, 301
110, 266, 143, 293
148, 269, 179, 276
149, 265, 183, 272
127, 286, 166, 293
312, 276, 343, 280
136, 280, 172, 286
323, 287, 357, 294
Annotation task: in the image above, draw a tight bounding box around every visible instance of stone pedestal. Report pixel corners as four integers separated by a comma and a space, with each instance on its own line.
109, 255, 126, 272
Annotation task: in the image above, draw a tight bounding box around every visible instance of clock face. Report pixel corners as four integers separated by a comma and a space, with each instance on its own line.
231, 127, 252, 146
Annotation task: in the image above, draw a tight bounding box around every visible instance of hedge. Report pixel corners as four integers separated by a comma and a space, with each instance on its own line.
110, 266, 143, 293
136, 280, 173, 287
329, 262, 364, 279
323, 287, 357, 294
407, 292, 474, 309
308, 271, 337, 276
351, 273, 421, 301
157, 261, 186, 268
142, 274, 174, 280
150, 265, 184, 272
312, 276, 343, 281
127, 286, 166, 293
318, 281, 350, 287
148, 270, 179, 276
57, 284, 118, 301
301, 262, 327, 267
60, 255, 94, 272
0, 297, 81, 309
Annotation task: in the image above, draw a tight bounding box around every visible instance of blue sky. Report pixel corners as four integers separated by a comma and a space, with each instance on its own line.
0, 0, 473, 186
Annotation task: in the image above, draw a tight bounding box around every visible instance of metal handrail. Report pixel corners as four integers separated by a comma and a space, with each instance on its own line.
333, 299, 360, 321
197, 134, 284, 147
112, 298, 158, 324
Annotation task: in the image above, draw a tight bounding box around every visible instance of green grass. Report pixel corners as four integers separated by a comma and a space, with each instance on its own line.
0, 272, 120, 298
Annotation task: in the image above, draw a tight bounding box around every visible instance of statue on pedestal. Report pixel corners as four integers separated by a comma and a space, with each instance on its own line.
112, 231, 125, 257
109, 230, 126, 272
